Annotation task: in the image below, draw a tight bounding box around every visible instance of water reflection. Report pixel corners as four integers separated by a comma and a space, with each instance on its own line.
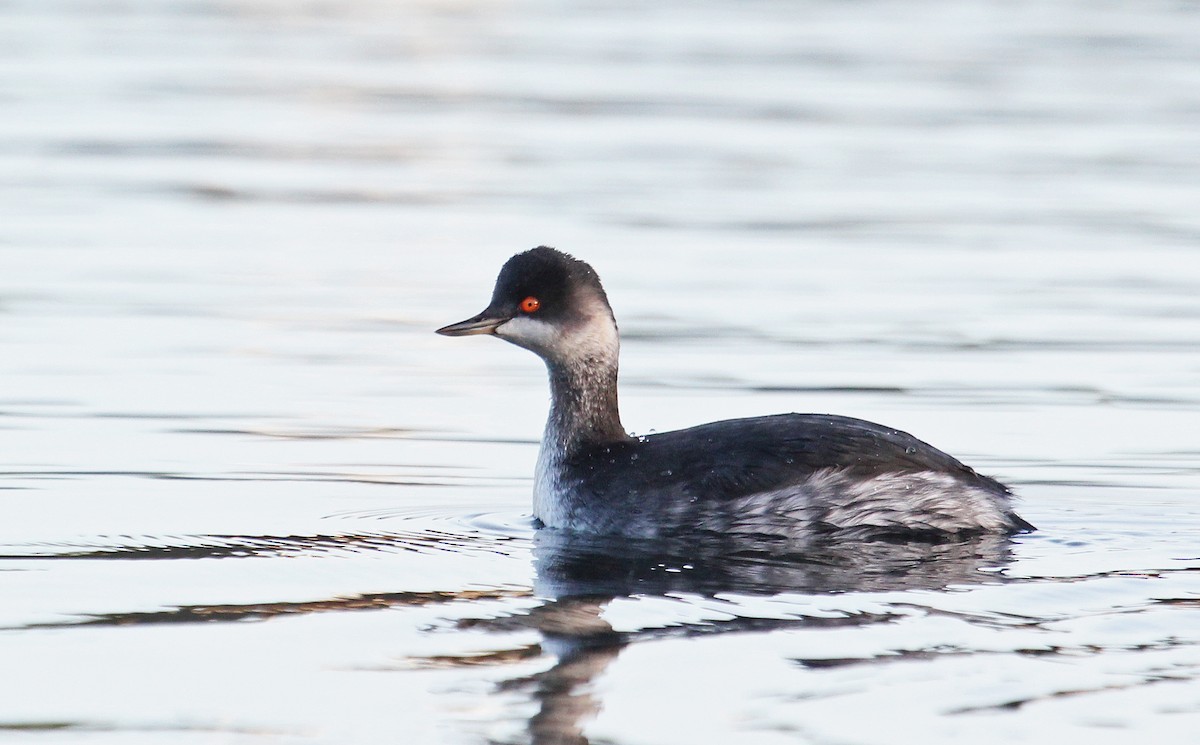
533, 529, 1016, 598
454, 531, 1019, 744
22, 587, 531, 629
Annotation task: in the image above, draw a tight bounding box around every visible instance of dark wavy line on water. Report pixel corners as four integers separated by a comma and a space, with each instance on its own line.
948, 663, 1200, 714
401, 579, 1200, 674
0, 721, 288, 736
165, 426, 417, 440
613, 213, 1200, 244
625, 333, 1200, 354
18, 587, 531, 630
0, 469, 521, 487
401, 606, 901, 674
168, 427, 539, 445
792, 622, 1200, 681
0, 530, 524, 561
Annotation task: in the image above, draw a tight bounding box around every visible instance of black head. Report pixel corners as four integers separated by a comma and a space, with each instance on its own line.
437, 247, 618, 362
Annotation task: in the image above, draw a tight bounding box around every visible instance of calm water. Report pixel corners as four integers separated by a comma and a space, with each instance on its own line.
3, 1, 1200, 743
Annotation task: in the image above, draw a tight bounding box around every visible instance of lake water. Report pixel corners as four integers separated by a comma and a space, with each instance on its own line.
2, 1, 1199, 743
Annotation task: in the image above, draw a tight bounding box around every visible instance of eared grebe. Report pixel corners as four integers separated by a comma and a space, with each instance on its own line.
437, 247, 1033, 540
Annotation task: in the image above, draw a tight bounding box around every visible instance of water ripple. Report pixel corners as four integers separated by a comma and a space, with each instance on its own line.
21, 587, 532, 630
1, 511, 533, 562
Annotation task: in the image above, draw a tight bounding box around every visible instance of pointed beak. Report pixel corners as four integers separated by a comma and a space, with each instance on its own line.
436, 311, 510, 337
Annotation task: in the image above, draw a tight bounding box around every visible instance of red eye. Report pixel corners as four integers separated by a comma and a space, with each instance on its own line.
520, 296, 541, 313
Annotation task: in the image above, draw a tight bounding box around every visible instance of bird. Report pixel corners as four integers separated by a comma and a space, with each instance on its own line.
437, 246, 1033, 541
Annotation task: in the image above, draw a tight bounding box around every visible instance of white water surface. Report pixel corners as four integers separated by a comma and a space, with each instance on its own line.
2, 1, 1199, 743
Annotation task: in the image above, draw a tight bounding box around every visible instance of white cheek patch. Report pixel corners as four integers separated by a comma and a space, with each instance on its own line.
496, 315, 559, 351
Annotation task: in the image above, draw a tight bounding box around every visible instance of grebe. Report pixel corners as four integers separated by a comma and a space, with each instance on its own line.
437, 247, 1032, 540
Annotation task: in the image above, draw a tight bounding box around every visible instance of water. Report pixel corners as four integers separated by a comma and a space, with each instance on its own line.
2, 1, 1200, 742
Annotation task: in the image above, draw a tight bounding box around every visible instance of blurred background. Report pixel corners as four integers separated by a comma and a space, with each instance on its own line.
2, 1, 1199, 743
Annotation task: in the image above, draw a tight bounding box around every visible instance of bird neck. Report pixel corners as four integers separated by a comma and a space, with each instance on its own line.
544, 352, 627, 451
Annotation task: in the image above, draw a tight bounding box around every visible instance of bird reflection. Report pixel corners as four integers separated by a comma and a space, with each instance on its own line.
534, 528, 1016, 598
465, 530, 1019, 745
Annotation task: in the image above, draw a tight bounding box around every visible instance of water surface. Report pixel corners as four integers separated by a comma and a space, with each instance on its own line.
2, 1, 1199, 743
